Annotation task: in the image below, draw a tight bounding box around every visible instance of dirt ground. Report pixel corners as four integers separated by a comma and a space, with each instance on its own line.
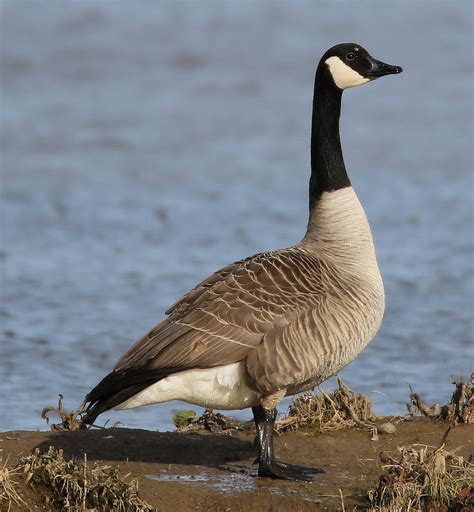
1, 418, 472, 511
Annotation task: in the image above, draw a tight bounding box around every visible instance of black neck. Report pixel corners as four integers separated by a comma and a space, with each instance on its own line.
309, 65, 350, 212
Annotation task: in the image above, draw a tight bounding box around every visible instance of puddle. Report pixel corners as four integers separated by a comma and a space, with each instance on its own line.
147, 472, 209, 483
211, 472, 260, 494
147, 469, 281, 495
147, 468, 320, 501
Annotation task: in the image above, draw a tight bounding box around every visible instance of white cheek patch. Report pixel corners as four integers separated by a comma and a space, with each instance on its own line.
325, 56, 370, 89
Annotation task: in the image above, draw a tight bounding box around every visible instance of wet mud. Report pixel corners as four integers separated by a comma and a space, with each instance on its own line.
1, 418, 472, 511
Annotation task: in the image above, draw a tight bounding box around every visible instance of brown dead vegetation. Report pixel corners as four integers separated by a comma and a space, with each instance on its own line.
175, 409, 254, 433
368, 442, 474, 511
0, 459, 27, 511
41, 394, 85, 432
408, 373, 474, 425
275, 378, 381, 434
19, 446, 154, 511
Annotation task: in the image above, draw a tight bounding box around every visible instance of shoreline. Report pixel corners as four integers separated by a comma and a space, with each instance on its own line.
1, 418, 472, 511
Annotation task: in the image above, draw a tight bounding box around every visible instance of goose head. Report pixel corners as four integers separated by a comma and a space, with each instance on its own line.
321, 43, 402, 90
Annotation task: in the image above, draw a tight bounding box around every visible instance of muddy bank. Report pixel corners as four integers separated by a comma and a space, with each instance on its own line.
1, 418, 472, 511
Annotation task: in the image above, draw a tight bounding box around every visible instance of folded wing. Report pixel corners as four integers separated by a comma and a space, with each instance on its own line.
85, 248, 325, 414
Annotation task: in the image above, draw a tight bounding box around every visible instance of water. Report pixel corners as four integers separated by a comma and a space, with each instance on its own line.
1, 1, 472, 432
146, 471, 257, 494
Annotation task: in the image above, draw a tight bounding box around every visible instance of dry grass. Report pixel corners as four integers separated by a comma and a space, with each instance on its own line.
0, 459, 28, 511
368, 443, 474, 511
20, 446, 154, 512
275, 378, 379, 434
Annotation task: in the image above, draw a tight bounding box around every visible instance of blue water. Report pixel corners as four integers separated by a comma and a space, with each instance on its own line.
1, 1, 473, 432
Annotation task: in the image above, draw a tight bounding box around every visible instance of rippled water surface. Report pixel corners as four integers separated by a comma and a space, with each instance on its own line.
1, 1, 473, 431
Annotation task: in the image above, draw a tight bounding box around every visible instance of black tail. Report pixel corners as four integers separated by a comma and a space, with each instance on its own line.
82, 368, 166, 425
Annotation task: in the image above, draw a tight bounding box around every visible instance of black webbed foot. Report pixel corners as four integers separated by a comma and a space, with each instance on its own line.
253, 457, 323, 476
258, 460, 321, 481
274, 460, 324, 475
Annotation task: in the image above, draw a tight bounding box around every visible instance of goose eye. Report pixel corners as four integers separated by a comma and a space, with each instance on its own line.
346, 52, 356, 61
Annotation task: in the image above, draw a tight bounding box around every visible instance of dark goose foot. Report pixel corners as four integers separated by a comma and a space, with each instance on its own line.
252, 405, 324, 482
259, 460, 323, 481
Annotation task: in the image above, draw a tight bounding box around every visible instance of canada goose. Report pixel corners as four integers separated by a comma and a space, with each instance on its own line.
82, 43, 402, 481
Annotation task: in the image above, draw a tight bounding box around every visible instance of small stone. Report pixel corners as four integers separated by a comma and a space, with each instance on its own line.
377, 422, 397, 434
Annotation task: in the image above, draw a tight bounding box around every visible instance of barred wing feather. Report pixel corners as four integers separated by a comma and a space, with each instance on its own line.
114, 248, 325, 373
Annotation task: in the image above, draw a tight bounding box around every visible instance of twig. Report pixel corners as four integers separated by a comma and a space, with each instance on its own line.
82, 453, 87, 511
343, 402, 375, 430
438, 426, 452, 450
338, 488, 346, 512
409, 391, 438, 417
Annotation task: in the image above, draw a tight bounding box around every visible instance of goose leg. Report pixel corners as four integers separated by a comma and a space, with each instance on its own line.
252, 405, 323, 481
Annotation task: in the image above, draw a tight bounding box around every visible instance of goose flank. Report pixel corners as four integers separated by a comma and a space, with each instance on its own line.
82, 43, 402, 481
